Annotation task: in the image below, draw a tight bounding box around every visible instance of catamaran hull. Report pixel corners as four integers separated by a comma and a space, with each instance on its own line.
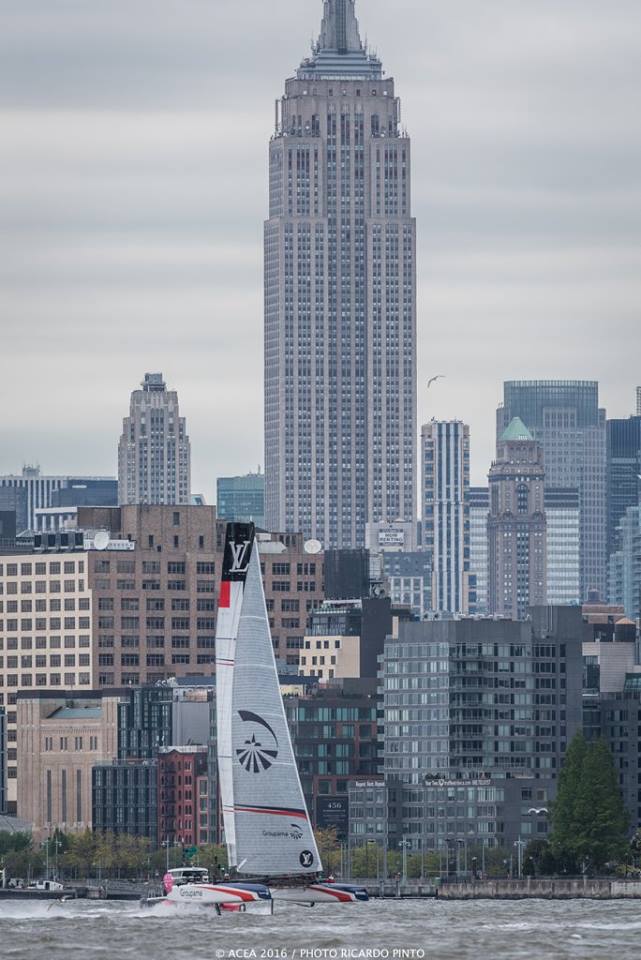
142, 883, 271, 909
271, 883, 369, 905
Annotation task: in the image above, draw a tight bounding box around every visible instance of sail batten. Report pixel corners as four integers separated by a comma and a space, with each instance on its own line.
215, 524, 322, 878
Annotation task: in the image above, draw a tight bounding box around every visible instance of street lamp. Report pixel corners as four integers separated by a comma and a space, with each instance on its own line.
161, 837, 175, 874
456, 839, 465, 879
514, 839, 526, 880
51, 839, 62, 880
366, 840, 380, 881
445, 837, 454, 881
398, 838, 411, 884
40, 840, 50, 881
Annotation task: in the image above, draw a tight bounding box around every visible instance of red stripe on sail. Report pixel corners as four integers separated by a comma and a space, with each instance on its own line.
219, 580, 231, 608
234, 805, 309, 820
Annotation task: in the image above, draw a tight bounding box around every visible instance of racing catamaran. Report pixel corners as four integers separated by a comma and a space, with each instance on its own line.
146, 522, 367, 912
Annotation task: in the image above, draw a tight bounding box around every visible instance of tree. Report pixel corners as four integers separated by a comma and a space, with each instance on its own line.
524, 838, 558, 877
0, 832, 32, 859
192, 844, 228, 879
550, 734, 629, 873
549, 731, 588, 871
314, 828, 342, 876
62, 830, 99, 879
573, 739, 628, 870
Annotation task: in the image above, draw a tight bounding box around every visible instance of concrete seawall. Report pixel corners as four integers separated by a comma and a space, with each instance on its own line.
437, 879, 641, 900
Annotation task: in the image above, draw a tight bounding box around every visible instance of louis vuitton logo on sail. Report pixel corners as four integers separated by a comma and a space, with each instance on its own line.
222, 523, 256, 583
230, 540, 252, 574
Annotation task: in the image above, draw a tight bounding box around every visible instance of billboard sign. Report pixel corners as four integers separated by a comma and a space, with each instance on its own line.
316, 796, 349, 838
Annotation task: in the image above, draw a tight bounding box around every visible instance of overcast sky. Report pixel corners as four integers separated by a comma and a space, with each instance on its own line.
1, 0, 640, 499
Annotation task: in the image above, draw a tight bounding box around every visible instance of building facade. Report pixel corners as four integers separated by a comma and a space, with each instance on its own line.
216, 472, 265, 529
468, 487, 489, 616
264, 0, 417, 547
608, 505, 641, 621
299, 598, 396, 680
0, 707, 6, 814
383, 551, 432, 620
324, 549, 371, 601
157, 746, 209, 848
545, 487, 580, 606
488, 419, 547, 620
92, 760, 159, 842
16, 692, 120, 839
0, 489, 28, 537
358, 607, 585, 852
498, 381, 607, 602
80, 504, 220, 689
584, 677, 641, 833
259, 532, 325, 666
607, 417, 641, 558
0, 508, 327, 807
0, 551, 98, 810
118, 373, 191, 506
421, 421, 470, 615
0, 512, 17, 543
117, 686, 174, 760
284, 679, 380, 839
0, 467, 115, 533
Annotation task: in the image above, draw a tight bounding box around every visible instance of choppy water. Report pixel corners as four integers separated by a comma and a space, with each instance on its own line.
1, 898, 641, 960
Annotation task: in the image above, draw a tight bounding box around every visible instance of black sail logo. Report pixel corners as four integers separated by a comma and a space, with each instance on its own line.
236, 711, 279, 774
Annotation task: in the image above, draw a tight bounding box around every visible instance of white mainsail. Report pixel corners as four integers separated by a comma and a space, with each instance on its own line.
216, 523, 322, 877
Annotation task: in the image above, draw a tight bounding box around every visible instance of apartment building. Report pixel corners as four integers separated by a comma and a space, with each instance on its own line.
0, 551, 95, 810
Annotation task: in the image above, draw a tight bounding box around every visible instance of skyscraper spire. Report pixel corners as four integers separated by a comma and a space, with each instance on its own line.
299, 0, 381, 79
318, 0, 363, 55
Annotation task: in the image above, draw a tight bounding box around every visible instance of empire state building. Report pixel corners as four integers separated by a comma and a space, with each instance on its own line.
264, 0, 417, 547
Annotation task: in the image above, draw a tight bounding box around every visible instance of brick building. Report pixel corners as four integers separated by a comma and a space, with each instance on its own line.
157, 746, 209, 847
258, 532, 325, 666
1, 508, 324, 808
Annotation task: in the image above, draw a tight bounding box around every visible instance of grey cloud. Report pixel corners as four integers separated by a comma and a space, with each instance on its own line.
1, 0, 640, 496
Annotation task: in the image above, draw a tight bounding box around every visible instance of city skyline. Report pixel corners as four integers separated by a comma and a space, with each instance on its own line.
2, 0, 640, 499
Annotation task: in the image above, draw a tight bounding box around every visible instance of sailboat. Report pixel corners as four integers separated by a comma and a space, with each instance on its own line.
147, 522, 368, 912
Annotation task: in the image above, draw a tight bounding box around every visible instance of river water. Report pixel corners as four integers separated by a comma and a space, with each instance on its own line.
1, 898, 640, 960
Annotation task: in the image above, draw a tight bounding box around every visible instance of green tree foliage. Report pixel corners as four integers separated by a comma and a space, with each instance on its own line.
0, 832, 44, 880
550, 734, 629, 872
0, 832, 32, 857
61, 830, 98, 878
189, 844, 228, 879
550, 731, 588, 869
314, 828, 342, 875
573, 738, 628, 869
524, 838, 558, 877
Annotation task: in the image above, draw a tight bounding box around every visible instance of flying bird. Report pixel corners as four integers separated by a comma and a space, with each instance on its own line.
427, 375, 445, 389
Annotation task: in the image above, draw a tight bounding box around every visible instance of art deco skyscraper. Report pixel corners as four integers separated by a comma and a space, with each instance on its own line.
488, 418, 547, 620
118, 373, 191, 505
264, 0, 417, 547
